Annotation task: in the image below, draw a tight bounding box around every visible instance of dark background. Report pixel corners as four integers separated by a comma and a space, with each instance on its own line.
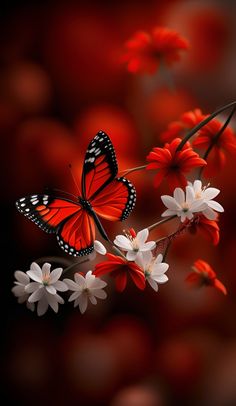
2, 1, 236, 405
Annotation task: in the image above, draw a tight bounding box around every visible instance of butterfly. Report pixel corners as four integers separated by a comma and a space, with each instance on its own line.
16, 131, 136, 257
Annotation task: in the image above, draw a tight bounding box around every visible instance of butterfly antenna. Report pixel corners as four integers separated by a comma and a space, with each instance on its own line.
52, 188, 77, 199
68, 164, 81, 196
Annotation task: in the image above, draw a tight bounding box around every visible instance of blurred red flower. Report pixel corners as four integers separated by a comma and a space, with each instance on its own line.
122, 26, 189, 74
193, 118, 236, 177
187, 214, 220, 245
186, 259, 227, 295
160, 108, 207, 143
146, 138, 206, 189
93, 254, 145, 292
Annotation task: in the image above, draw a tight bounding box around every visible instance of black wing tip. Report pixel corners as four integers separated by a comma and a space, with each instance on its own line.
116, 177, 137, 221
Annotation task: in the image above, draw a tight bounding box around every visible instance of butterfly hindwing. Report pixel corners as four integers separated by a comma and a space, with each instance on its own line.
91, 177, 136, 221
82, 130, 118, 200
57, 209, 95, 257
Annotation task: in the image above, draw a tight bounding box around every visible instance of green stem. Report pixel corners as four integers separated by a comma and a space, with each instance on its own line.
198, 105, 236, 179
176, 101, 236, 152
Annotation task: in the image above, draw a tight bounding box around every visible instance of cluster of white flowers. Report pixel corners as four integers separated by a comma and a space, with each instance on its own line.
12, 240, 108, 316
161, 180, 224, 222
114, 227, 169, 291
12, 180, 223, 315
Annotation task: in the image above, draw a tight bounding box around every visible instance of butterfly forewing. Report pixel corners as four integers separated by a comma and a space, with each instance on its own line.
16, 195, 81, 233
82, 130, 118, 200
16, 194, 96, 256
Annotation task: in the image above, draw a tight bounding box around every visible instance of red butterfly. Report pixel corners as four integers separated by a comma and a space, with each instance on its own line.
16, 131, 136, 256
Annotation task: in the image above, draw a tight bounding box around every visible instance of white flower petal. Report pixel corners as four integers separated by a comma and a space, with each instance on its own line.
153, 274, 169, 284
174, 188, 185, 205
186, 211, 194, 220
154, 254, 163, 264
12, 285, 25, 297
37, 297, 48, 316
42, 263, 51, 277
68, 291, 80, 302
78, 294, 88, 314
207, 200, 224, 212
46, 293, 59, 313
114, 235, 132, 251
27, 270, 42, 283
25, 282, 40, 293
88, 278, 107, 290
161, 209, 177, 217
147, 277, 158, 291
193, 180, 202, 193
49, 267, 63, 284
46, 285, 57, 295
136, 228, 149, 244
30, 262, 43, 276
63, 278, 81, 291
203, 187, 220, 200
74, 273, 86, 285
190, 199, 206, 212
89, 295, 97, 305
161, 195, 180, 210
142, 241, 156, 251
28, 287, 44, 303
126, 250, 138, 261
152, 263, 169, 275
94, 240, 107, 255
180, 213, 187, 222
186, 186, 195, 204
54, 280, 68, 292
14, 271, 30, 285
92, 289, 107, 299
202, 207, 217, 220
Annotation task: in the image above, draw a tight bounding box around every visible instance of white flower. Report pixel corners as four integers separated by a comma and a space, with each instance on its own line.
135, 251, 169, 291
25, 262, 68, 316
94, 240, 107, 255
64, 271, 107, 314
12, 271, 35, 311
114, 228, 156, 261
161, 186, 206, 222
188, 180, 224, 220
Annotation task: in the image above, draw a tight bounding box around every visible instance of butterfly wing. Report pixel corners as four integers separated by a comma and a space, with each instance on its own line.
57, 209, 95, 257
16, 194, 95, 256
82, 130, 118, 200
91, 177, 136, 221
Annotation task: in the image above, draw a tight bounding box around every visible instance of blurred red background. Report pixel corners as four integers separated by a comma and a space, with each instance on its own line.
2, 1, 236, 405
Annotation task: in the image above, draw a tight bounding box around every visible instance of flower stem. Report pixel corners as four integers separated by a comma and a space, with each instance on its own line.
34, 256, 72, 267
148, 215, 176, 231
198, 105, 236, 179
176, 101, 236, 151
63, 258, 90, 274
119, 165, 147, 177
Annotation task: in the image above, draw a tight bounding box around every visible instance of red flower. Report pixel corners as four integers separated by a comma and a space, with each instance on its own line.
146, 138, 206, 189
193, 118, 236, 176
122, 27, 189, 74
93, 253, 145, 292
160, 108, 207, 143
186, 259, 227, 295
188, 214, 220, 245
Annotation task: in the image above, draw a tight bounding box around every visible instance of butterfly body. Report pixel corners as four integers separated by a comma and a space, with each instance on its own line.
16, 131, 136, 257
